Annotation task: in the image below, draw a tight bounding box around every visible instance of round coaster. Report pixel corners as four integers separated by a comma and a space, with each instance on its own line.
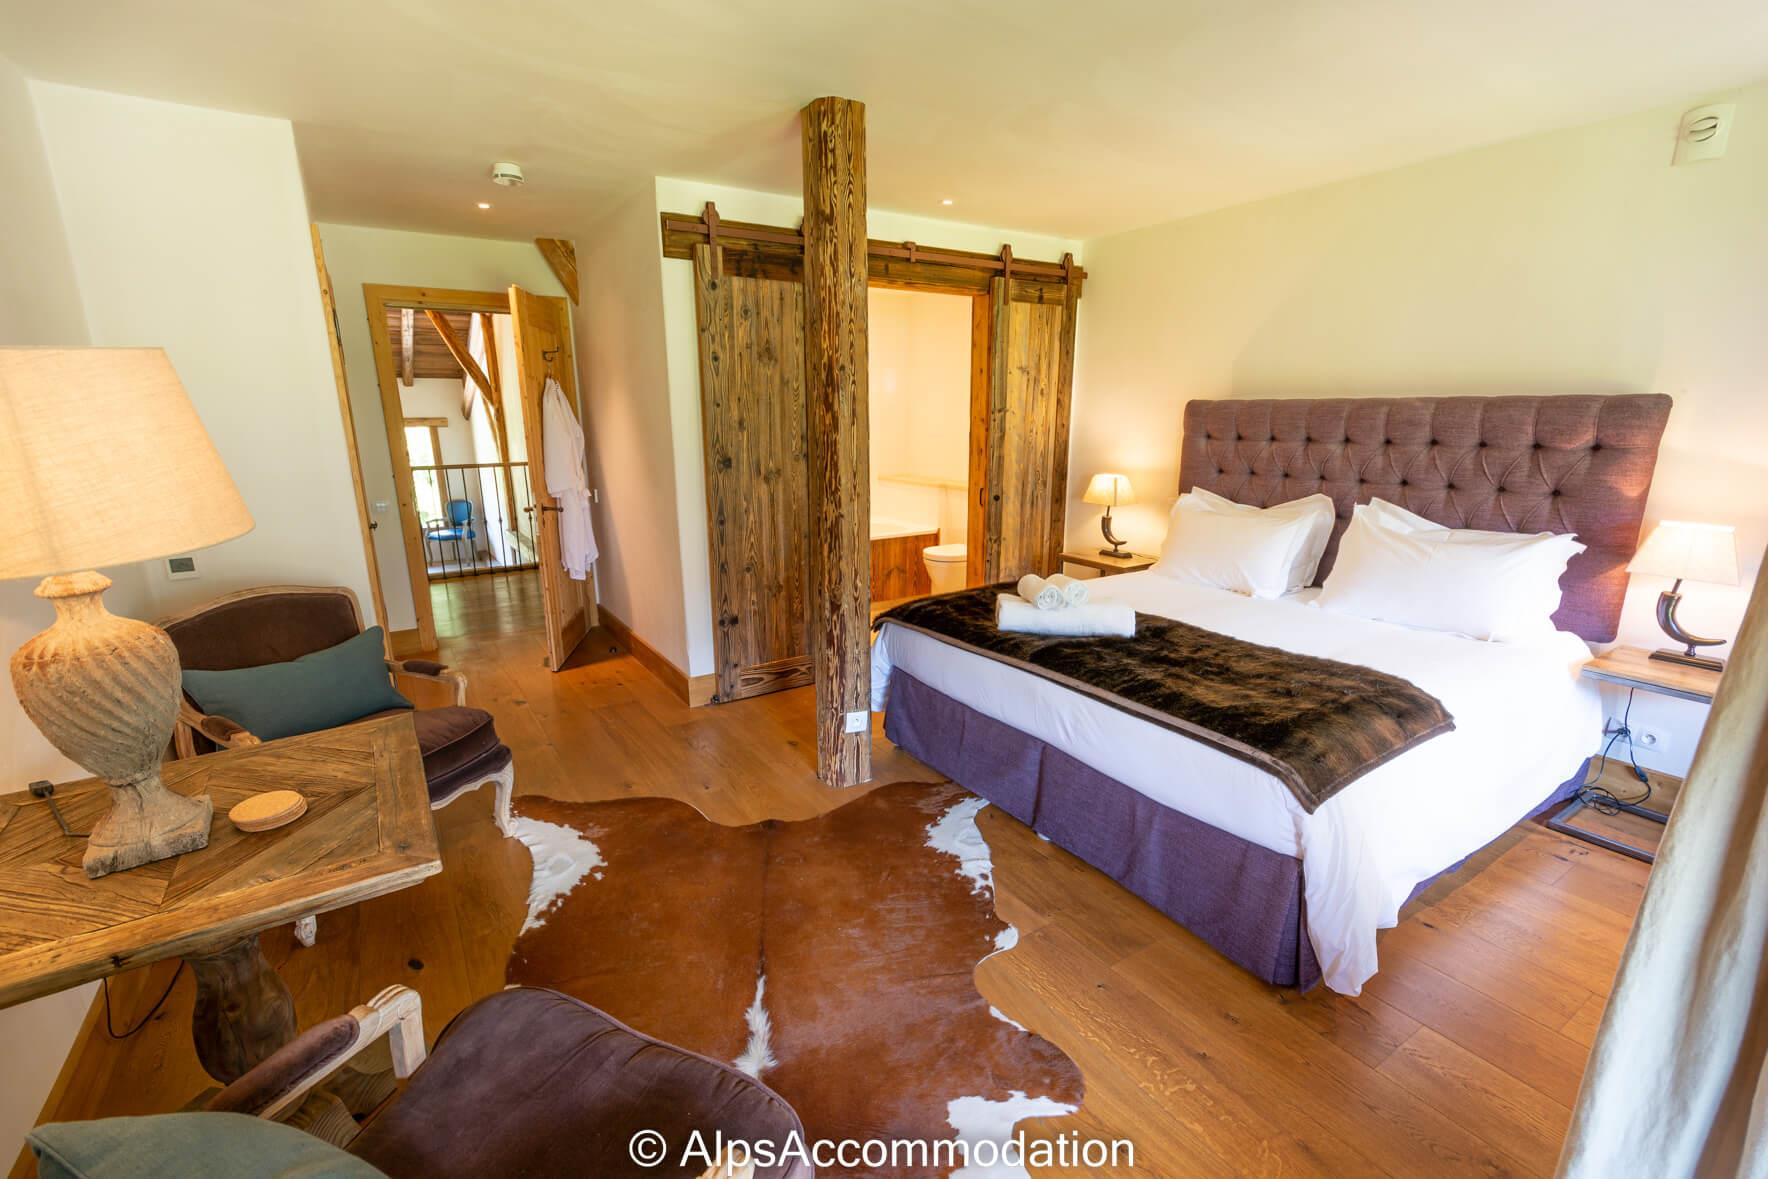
229, 790, 307, 833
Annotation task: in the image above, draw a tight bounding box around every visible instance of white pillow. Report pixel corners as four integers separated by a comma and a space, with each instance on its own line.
1154, 506, 1318, 599
1316, 505, 1585, 642
1175, 487, 1337, 592
1362, 496, 1578, 550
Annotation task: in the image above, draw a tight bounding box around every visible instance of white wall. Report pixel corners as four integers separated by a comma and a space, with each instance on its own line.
1072, 82, 1768, 773
315, 223, 568, 632
648, 177, 1083, 676
398, 378, 473, 462
868, 287, 971, 485
33, 82, 374, 624
0, 53, 103, 1159
572, 185, 687, 668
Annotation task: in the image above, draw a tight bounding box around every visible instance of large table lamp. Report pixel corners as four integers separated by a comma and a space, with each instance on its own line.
1083, 473, 1135, 557
2, 348, 253, 877
1625, 520, 1739, 672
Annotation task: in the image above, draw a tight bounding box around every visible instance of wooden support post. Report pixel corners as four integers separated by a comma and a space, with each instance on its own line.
801, 96, 871, 789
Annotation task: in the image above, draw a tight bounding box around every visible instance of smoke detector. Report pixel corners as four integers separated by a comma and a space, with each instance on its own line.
490, 161, 526, 187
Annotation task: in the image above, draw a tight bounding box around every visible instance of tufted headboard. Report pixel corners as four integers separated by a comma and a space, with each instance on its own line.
1176, 395, 1673, 642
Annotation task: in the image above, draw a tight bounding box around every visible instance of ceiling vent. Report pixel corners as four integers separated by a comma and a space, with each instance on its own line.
490, 161, 526, 187
1673, 104, 1734, 165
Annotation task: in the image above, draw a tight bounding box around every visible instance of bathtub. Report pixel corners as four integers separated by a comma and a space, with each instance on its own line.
871, 516, 938, 541
869, 517, 939, 602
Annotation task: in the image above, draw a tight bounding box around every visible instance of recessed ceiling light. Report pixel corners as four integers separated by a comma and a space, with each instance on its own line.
477, 202, 492, 210
941, 198, 954, 206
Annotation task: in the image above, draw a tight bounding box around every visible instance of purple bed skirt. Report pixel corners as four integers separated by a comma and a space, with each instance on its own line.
884, 669, 1587, 991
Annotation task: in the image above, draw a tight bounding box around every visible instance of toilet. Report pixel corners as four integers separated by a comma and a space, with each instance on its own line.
922, 542, 967, 595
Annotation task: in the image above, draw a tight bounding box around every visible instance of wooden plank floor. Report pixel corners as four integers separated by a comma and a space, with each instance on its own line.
18, 570, 1647, 1177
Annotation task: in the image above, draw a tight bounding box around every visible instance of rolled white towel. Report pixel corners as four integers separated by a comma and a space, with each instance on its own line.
1015, 574, 1065, 611
1045, 572, 1088, 607
996, 594, 1136, 637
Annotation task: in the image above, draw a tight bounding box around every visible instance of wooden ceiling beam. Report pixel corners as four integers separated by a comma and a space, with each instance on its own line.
658, 210, 1085, 299
534, 238, 579, 305
398, 308, 414, 388
424, 310, 498, 416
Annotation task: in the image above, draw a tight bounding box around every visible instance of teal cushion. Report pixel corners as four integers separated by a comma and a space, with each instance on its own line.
181, 626, 412, 742
30, 1113, 386, 1178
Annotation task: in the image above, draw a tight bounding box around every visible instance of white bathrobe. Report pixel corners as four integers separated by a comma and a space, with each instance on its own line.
541, 376, 598, 580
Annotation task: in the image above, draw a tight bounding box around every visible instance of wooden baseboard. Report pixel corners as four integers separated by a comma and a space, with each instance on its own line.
387, 628, 427, 658
598, 607, 716, 707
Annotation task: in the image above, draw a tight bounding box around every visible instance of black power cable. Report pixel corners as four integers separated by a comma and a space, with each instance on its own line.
102, 962, 185, 1039
1576, 687, 1653, 816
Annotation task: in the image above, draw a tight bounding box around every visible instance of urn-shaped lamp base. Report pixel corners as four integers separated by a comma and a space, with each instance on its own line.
8, 571, 213, 878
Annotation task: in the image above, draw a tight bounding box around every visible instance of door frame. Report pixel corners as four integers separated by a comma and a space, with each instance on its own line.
363, 283, 511, 652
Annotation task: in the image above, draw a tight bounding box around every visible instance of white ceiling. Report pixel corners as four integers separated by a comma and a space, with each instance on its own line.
3, 0, 1766, 242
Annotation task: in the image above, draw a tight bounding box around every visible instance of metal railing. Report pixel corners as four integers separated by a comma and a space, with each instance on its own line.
410, 461, 540, 580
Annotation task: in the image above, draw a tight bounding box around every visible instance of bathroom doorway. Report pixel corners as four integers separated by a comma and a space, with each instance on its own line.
866, 286, 975, 614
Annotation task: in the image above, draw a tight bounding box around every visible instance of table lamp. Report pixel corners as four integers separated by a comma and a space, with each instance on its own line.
1626, 520, 1739, 672
1083, 473, 1135, 557
2, 348, 253, 877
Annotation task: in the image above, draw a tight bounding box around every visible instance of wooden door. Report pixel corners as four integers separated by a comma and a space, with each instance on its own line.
970, 278, 1078, 583
507, 284, 595, 670
693, 244, 815, 703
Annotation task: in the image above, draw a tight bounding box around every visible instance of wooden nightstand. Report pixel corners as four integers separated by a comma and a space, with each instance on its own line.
1546, 645, 1722, 863
1059, 550, 1156, 576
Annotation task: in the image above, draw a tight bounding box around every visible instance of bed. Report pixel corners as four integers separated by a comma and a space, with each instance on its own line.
871, 395, 1673, 995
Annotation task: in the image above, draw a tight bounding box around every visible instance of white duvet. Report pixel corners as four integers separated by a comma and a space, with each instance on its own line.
871, 572, 1600, 995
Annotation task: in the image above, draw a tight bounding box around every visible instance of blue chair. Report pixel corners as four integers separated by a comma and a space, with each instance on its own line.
424, 499, 478, 572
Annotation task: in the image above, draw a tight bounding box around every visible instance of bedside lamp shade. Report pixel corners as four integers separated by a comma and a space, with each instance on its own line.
1083, 473, 1135, 508
1, 348, 253, 579
4, 347, 252, 878
1626, 521, 1739, 587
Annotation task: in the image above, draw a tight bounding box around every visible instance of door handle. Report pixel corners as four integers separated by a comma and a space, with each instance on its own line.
538, 505, 562, 514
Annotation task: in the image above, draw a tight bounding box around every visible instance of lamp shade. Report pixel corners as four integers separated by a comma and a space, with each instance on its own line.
1626, 520, 1739, 586
1, 348, 253, 580
1083, 473, 1135, 507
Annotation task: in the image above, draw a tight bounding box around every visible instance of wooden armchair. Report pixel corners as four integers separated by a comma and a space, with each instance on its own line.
203, 986, 803, 1179
160, 587, 516, 943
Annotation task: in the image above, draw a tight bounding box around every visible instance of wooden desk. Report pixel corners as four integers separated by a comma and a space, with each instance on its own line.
1058, 550, 1156, 576
0, 715, 439, 1082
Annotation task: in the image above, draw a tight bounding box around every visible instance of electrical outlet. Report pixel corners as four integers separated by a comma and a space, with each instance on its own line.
1633, 726, 1669, 754
844, 710, 869, 734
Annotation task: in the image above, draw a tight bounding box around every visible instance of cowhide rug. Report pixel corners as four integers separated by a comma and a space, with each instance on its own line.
507, 780, 1083, 1176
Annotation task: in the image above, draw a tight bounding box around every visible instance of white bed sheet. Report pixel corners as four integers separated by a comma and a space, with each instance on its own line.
871, 572, 1600, 994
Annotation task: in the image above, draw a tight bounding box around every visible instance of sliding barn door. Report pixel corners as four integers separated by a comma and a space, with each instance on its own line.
693, 245, 815, 703
970, 278, 1078, 584
508, 283, 595, 671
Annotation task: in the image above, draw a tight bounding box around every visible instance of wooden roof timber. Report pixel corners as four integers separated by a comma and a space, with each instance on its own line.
659, 205, 1084, 301
423, 310, 499, 417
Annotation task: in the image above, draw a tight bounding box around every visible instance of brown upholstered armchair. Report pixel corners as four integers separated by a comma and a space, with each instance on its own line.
204, 985, 810, 1179
161, 585, 515, 846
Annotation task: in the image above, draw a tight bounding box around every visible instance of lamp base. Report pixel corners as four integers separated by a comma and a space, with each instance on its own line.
1098, 546, 1128, 558
9, 570, 213, 878
85, 777, 213, 877
1648, 648, 1726, 674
